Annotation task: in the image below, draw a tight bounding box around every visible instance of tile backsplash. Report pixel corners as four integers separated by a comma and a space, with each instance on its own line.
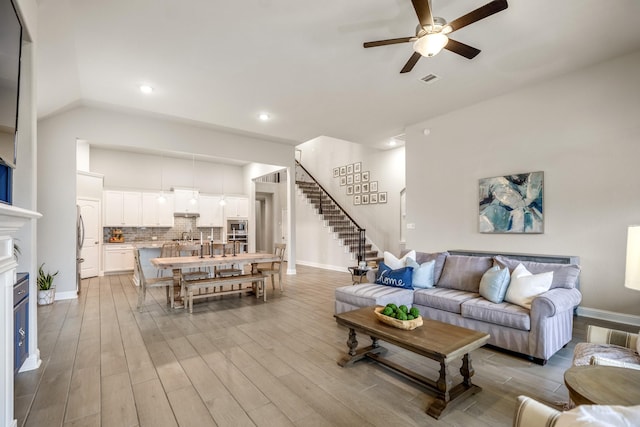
103, 217, 223, 243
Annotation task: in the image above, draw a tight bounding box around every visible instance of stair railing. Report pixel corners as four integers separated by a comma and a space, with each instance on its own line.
296, 161, 366, 263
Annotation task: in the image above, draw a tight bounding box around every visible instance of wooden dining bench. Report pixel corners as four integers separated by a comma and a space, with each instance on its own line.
184, 273, 267, 313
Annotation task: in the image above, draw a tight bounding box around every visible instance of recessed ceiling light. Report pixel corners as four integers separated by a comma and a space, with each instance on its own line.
258, 113, 270, 121
139, 85, 153, 94
388, 139, 397, 147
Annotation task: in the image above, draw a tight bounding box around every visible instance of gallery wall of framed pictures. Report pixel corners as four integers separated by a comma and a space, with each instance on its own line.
333, 162, 387, 206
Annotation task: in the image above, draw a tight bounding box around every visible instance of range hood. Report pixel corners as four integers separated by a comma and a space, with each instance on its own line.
174, 212, 199, 218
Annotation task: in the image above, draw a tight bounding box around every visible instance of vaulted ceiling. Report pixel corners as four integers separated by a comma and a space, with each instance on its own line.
36, 0, 640, 149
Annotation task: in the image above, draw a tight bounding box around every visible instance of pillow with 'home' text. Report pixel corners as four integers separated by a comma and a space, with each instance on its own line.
375, 262, 414, 290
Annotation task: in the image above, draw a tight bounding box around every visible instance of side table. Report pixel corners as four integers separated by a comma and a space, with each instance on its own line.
347, 266, 369, 285
564, 365, 640, 406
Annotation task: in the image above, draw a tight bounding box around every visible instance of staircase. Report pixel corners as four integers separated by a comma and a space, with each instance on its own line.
296, 163, 380, 265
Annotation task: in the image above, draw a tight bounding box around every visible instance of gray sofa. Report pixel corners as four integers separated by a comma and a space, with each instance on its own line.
334, 249, 582, 364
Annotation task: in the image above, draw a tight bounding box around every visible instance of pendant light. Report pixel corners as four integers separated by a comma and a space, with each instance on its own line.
157, 154, 167, 203
219, 168, 226, 206
189, 154, 198, 205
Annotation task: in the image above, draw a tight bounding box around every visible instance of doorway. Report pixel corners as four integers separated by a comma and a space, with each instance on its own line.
255, 193, 274, 253
78, 198, 100, 278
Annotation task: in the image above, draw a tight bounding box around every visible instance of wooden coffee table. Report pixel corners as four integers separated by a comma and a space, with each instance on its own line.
564, 366, 640, 406
334, 306, 490, 419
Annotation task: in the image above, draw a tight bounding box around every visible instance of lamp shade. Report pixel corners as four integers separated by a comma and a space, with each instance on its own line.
413, 33, 449, 57
625, 225, 640, 290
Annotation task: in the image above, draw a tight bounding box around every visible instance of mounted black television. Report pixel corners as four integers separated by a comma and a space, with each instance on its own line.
0, 0, 23, 204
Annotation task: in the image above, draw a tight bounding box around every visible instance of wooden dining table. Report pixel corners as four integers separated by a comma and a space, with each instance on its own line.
150, 252, 280, 308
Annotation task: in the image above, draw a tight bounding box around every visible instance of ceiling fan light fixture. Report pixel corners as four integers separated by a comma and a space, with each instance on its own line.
413, 33, 449, 57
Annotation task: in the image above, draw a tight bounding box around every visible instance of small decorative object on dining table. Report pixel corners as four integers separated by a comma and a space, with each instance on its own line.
374, 305, 423, 330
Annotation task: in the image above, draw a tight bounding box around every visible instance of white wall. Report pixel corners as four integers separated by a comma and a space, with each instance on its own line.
296, 136, 405, 255
405, 50, 640, 318
38, 105, 295, 297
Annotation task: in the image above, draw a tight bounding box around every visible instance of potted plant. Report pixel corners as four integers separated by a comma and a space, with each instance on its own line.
37, 263, 58, 305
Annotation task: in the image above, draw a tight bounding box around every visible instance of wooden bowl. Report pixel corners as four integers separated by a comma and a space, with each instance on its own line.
374, 306, 423, 330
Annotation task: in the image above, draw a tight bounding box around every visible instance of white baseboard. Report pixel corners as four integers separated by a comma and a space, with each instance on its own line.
296, 260, 348, 273
577, 306, 640, 327
18, 349, 41, 373
54, 290, 78, 301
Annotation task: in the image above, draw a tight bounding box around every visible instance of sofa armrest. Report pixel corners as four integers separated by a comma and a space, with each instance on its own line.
513, 396, 560, 427
530, 288, 582, 318
366, 269, 377, 283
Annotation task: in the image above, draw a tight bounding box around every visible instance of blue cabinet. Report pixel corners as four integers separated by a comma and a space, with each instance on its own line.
14, 273, 28, 374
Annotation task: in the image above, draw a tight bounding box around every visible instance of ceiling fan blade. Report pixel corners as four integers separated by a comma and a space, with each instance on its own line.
448, 0, 508, 33
400, 52, 422, 74
444, 38, 481, 59
411, 0, 434, 28
363, 37, 414, 48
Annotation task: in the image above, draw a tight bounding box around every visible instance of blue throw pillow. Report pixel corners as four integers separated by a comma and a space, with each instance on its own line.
405, 258, 435, 288
479, 266, 510, 304
375, 262, 414, 289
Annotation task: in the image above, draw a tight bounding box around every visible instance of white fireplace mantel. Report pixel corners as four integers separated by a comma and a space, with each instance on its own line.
0, 204, 41, 427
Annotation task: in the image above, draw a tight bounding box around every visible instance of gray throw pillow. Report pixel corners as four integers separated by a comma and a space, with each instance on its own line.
437, 255, 493, 292
402, 250, 449, 283
493, 255, 581, 289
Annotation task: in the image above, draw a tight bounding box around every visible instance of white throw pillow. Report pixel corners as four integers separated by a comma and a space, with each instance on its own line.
556, 404, 640, 427
383, 250, 416, 270
504, 263, 553, 309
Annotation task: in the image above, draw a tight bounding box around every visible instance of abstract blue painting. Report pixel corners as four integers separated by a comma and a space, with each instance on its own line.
479, 171, 544, 233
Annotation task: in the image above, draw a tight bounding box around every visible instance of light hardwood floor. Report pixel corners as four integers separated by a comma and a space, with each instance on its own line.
14, 264, 637, 427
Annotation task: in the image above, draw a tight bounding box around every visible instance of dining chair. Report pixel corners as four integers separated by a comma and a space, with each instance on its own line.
257, 243, 286, 291
135, 248, 174, 311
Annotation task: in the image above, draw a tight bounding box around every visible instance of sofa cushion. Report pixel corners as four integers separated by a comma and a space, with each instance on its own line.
375, 262, 413, 289
413, 287, 480, 314
436, 255, 493, 292
334, 284, 414, 309
461, 298, 531, 331
405, 259, 435, 289
384, 250, 415, 269
504, 264, 553, 309
479, 266, 511, 304
400, 250, 449, 283
494, 255, 580, 290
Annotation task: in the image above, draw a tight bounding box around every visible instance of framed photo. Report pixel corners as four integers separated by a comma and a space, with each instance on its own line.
370, 181, 378, 192
354, 184, 361, 194
340, 176, 346, 186
347, 164, 353, 175
378, 192, 387, 203
354, 173, 361, 183
346, 185, 353, 195
347, 174, 353, 185
362, 194, 369, 204
370, 193, 378, 204
479, 171, 544, 233
354, 195, 361, 205
333, 167, 339, 178
354, 162, 361, 173
362, 182, 369, 193
340, 166, 346, 176
362, 171, 370, 182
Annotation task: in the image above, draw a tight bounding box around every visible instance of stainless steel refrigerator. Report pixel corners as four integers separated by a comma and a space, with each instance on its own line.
76, 205, 85, 295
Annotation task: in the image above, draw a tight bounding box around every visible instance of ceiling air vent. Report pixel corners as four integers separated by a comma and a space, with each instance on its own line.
420, 73, 440, 85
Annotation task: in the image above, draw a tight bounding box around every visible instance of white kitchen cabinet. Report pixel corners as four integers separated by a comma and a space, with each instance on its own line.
142, 192, 174, 227
224, 196, 248, 218
173, 188, 199, 214
104, 244, 134, 272
197, 195, 224, 227
104, 191, 142, 226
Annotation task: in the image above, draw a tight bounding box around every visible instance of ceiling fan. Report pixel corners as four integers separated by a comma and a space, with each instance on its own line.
363, 0, 508, 73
